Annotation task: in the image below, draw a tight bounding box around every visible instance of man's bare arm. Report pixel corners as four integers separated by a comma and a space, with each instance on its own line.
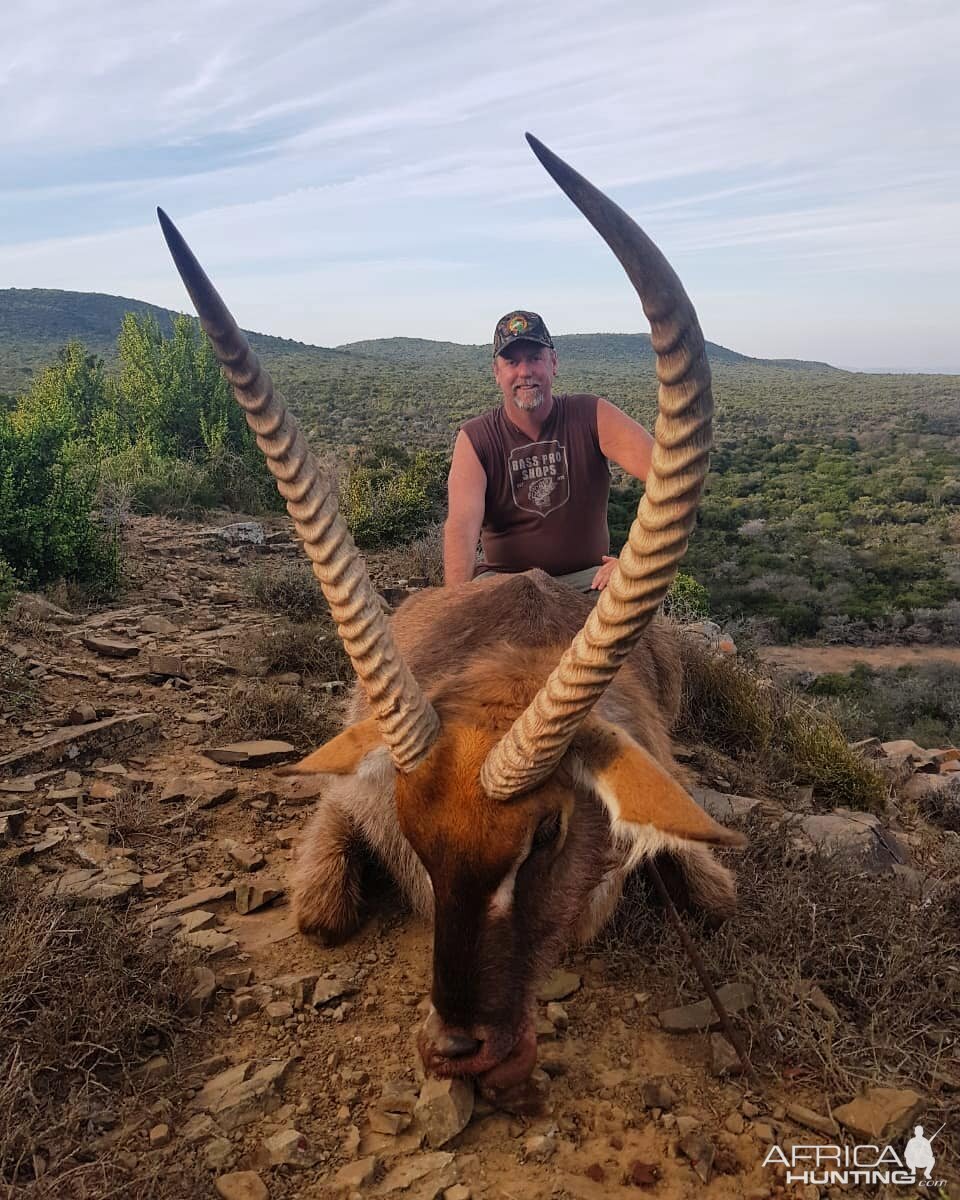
443, 431, 486, 585
596, 396, 654, 482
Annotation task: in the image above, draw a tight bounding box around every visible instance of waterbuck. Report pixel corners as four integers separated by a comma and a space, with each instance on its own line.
158, 134, 744, 1106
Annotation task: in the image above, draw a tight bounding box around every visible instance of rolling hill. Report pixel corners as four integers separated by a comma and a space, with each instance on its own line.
2, 288, 958, 448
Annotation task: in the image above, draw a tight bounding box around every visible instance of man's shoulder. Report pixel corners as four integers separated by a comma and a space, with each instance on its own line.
558, 392, 602, 412
461, 407, 500, 431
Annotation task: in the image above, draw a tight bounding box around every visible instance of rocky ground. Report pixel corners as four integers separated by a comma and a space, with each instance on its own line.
1, 516, 958, 1200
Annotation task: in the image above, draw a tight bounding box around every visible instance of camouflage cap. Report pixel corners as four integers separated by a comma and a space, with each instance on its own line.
492, 310, 554, 358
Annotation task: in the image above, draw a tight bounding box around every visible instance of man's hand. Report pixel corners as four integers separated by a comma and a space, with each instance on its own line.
590, 555, 619, 590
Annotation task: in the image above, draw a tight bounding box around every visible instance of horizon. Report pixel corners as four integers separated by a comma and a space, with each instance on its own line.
2, 1, 958, 374
6, 284, 960, 377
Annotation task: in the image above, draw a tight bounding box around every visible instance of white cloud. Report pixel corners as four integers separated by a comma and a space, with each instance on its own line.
1, 0, 958, 368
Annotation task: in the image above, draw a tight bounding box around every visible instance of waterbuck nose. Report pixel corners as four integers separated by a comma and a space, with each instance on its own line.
434, 1032, 482, 1059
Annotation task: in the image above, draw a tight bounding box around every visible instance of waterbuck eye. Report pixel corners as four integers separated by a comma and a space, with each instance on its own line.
532, 813, 561, 849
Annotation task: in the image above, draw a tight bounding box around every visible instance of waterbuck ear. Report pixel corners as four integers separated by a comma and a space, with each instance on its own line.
571, 717, 746, 847
278, 718, 383, 775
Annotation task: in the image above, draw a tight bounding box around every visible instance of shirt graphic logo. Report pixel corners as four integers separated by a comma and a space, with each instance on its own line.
508, 440, 569, 516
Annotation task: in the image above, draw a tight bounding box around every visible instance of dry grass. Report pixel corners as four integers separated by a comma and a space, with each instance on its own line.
244, 618, 350, 681
919, 776, 960, 832
218, 679, 341, 749
246, 560, 328, 622
374, 524, 444, 587
0, 646, 39, 720
678, 635, 889, 811
0, 871, 207, 1199
602, 818, 960, 1169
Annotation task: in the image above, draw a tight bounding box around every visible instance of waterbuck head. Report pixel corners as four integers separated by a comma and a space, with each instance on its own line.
158, 134, 743, 1099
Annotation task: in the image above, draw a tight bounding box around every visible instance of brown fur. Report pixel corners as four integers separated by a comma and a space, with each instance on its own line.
292, 570, 736, 943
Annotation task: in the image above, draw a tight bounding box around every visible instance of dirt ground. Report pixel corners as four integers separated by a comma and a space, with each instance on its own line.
2, 515, 957, 1200
759, 645, 960, 674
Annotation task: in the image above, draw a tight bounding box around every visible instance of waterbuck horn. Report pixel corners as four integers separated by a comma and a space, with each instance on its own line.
480, 135, 713, 800
156, 209, 439, 771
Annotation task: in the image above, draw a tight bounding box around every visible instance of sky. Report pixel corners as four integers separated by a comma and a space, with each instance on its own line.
2, 0, 958, 372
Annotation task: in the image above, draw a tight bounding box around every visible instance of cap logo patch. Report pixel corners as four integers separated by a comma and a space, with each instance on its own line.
508, 316, 529, 335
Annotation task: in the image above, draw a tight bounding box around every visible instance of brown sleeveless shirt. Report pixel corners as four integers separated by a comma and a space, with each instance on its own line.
461, 393, 610, 575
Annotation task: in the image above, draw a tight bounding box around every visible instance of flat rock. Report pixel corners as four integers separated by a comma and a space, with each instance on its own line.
186, 966, 218, 1015
215, 522, 265, 546
900, 773, 954, 802
880, 739, 927, 760
415, 1078, 474, 1148
795, 809, 908, 873
231, 985, 273, 1019
334, 1155, 378, 1191
692, 786, 770, 823
678, 1132, 715, 1183
265, 1000, 293, 1025
140, 615, 179, 635
44, 868, 141, 903
67, 702, 98, 725
0, 809, 27, 841
235, 878, 284, 915
659, 982, 755, 1033
833, 1086, 926, 1140
0, 779, 36, 794
203, 740, 298, 767
254, 1128, 315, 1168
785, 1103, 839, 1137
214, 1171, 268, 1200
0, 713, 157, 771
160, 777, 237, 807
157, 885, 233, 916
536, 969, 582, 1002
192, 1059, 295, 1131
148, 654, 188, 678
311, 974, 357, 1006
177, 929, 238, 956
81, 635, 140, 659
269, 971, 322, 1005
225, 841, 265, 871
377, 1151, 455, 1193
9, 593, 81, 625
709, 1032, 742, 1076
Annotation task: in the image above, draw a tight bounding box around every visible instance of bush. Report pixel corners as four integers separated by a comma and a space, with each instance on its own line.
375, 523, 445, 586
0, 415, 120, 596
100, 442, 280, 518
808, 662, 960, 749
0, 555, 17, 613
662, 571, 709, 621
678, 636, 888, 810
241, 619, 350, 681
247, 562, 327, 621
341, 447, 447, 550
218, 680, 341, 749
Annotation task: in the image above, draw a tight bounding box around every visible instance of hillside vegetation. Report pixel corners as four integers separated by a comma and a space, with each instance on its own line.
1, 288, 958, 643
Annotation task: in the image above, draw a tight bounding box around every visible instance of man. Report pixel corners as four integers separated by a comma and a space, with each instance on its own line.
443, 310, 655, 591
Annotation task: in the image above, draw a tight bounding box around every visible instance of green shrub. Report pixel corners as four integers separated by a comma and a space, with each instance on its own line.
100, 442, 279, 518
0, 414, 119, 596
808, 663, 960, 749
662, 571, 709, 621
0, 556, 17, 613
341, 447, 446, 549
679, 636, 888, 811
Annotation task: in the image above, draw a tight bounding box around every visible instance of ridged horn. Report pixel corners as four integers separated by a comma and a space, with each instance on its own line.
156, 209, 439, 771
480, 135, 713, 800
